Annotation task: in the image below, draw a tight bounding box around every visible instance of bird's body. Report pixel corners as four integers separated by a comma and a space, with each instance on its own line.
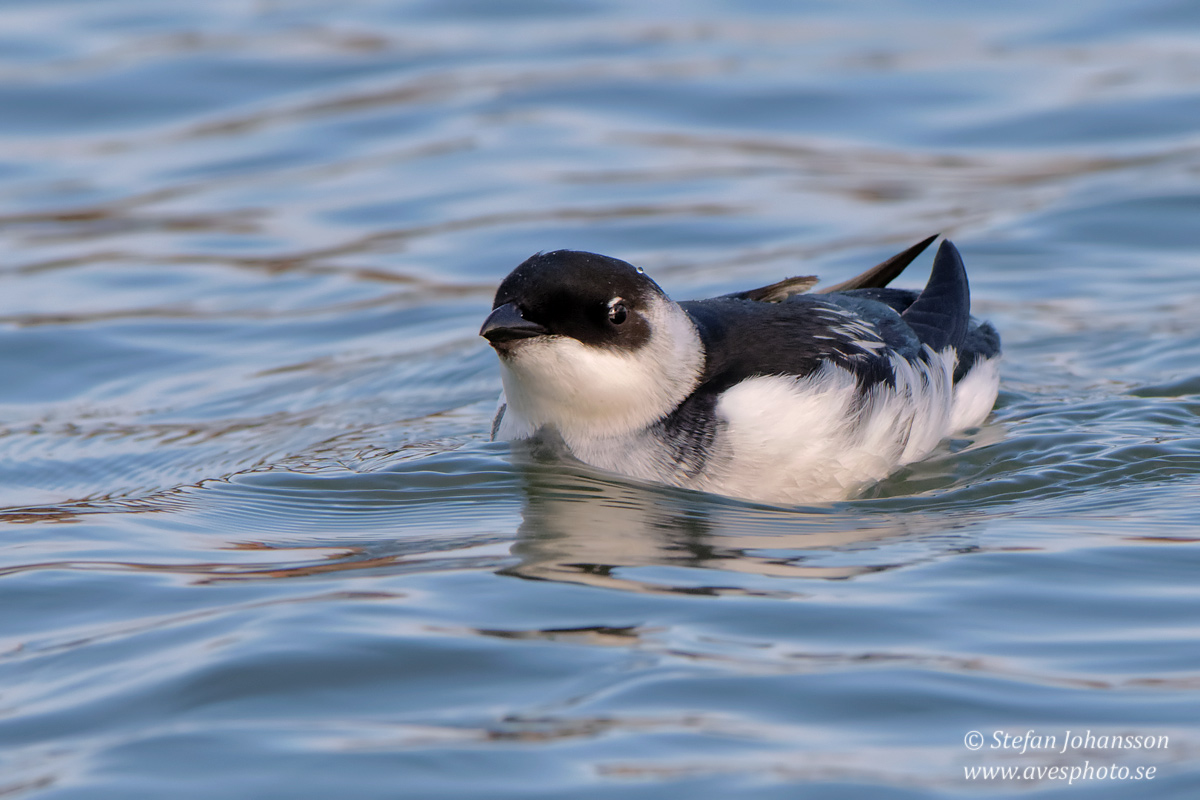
481, 237, 1000, 505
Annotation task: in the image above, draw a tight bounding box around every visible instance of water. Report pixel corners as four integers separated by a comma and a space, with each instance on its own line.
2, 1, 1199, 797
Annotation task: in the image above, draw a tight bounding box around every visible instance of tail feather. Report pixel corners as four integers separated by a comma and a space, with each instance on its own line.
900, 239, 970, 353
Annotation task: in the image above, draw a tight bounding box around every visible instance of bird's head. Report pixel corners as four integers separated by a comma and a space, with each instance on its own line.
481, 250, 703, 441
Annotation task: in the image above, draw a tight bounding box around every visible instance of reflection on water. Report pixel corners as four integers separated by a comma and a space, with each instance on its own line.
3, 0, 1200, 797
506, 461, 961, 590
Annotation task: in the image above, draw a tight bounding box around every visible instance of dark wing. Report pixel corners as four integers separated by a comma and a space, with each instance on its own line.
717, 234, 938, 305
720, 275, 818, 303
683, 239, 978, 394
828, 239, 999, 378
657, 242, 991, 475
818, 234, 939, 294
824, 239, 972, 353
715, 236, 940, 304
680, 295, 908, 394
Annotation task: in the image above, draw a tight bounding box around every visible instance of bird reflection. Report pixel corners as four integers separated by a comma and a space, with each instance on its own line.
498, 445, 977, 595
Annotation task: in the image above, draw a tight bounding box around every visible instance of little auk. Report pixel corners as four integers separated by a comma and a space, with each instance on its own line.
480, 236, 1001, 504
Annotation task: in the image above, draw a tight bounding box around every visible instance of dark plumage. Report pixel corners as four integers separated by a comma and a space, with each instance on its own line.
487, 250, 657, 351
678, 239, 998, 393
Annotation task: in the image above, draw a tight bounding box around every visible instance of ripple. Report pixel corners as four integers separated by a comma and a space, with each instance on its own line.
5, 1, 1200, 798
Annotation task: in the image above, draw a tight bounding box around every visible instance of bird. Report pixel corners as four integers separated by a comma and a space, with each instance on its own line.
479, 235, 1001, 505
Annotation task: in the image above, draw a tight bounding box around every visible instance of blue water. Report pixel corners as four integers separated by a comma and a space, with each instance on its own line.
2, 1, 1200, 797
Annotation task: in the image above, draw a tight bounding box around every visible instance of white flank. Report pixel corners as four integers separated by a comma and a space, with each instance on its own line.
949, 356, 1001, 432
624, 347, 995, 505
687, 347, 950, 503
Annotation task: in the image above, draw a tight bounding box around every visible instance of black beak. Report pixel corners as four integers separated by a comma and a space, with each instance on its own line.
480, 302, 548, 344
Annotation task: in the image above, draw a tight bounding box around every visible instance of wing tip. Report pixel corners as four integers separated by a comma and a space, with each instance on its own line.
819, 233, 941, 294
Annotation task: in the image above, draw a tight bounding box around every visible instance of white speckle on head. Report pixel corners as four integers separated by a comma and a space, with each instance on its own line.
493, 294, 704, 443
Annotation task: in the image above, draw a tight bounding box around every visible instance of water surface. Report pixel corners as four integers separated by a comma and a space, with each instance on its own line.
2, 1, 1200, 797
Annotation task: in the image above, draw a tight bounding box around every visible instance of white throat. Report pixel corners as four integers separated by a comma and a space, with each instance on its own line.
494, 295, 703, 443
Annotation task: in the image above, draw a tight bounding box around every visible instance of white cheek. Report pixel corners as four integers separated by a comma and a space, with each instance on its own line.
494, 297, 703, 442
504, 339, 626, 415
499, 338, 664, 438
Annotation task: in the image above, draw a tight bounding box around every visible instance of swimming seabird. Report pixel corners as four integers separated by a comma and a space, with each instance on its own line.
480, 236, 1001, 504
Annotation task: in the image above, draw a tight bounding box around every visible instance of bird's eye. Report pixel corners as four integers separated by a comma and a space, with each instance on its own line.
608, 301, 628, 325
